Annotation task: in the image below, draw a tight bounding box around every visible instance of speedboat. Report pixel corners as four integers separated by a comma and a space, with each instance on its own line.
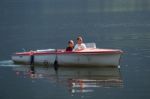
11, 43, 123, 67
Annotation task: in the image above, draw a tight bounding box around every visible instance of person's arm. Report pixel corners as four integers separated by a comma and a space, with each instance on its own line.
73, 44, 78, 51
82, 43, 86, 49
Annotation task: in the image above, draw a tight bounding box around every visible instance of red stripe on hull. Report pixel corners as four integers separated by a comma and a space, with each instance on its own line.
13, 49, 123, 56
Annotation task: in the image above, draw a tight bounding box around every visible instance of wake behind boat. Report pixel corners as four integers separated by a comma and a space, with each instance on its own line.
11, 43, 123, 67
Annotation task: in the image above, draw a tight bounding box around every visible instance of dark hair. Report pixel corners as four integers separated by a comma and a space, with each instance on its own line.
68, 40, 74, 44
77, 36, 83, 41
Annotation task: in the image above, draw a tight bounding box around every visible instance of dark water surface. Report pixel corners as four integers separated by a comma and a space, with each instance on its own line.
0, 0, 150, 99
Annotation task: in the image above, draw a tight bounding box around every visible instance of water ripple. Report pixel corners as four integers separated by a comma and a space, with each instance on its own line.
0, 60, 20, 67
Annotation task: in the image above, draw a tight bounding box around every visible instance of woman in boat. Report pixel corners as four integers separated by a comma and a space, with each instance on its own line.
66, 40, 74, 51
73, 36, 86, 51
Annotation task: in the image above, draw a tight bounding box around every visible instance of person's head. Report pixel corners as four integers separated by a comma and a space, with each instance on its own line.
68, 40, 74, 48
77, 36, 83, 44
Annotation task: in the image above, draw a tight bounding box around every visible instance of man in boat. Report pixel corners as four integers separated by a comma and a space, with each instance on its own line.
73, 36, 86, 51
66, 40, 74, 51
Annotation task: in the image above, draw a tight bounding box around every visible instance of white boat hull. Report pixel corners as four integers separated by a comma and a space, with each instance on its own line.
12, 48, 123, 67
57, 53, 121, 66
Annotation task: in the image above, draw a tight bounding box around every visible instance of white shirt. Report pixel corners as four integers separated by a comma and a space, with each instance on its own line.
73, 43, 86, 51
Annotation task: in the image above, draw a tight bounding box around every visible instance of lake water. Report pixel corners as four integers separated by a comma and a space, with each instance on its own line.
0, 0, 150, 99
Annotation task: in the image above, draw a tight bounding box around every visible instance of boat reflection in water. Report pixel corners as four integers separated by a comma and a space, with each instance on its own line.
13, 65, 123, 94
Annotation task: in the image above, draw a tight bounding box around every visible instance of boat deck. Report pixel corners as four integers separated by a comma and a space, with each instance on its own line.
14, 48, 123, 56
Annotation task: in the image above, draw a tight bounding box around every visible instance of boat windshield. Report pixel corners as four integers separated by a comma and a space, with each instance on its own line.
36, 49, 55, 52
85, 43, 96, 48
